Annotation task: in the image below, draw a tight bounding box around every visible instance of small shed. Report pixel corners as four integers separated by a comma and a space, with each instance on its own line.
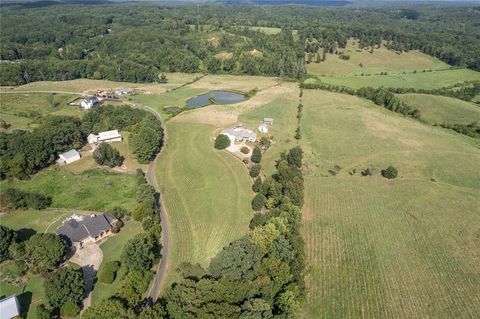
263, 117, 273, 125
258, 123, 268, 133
80, 96, 100, 109
0, 295, 20, 319
87, 133, 98, 144
58, 149, 81, 165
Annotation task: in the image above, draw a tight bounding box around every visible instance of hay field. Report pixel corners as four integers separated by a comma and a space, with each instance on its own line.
156, 122, 253, 284
397, 94, 480, 125
300, 90, 480, 318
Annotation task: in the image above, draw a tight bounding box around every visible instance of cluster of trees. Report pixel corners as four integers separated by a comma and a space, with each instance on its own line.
438, 122, 480, 139
0, 105, 163, 179
93, 143, 124, 168
301, 81, 421, 119
0, 116, 84, 179
2, 188, 52, 210
295, 90, 304, 140
0, 225, 82, 317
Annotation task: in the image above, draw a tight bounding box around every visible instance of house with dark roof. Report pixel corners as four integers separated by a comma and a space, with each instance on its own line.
56, 213, 118, 248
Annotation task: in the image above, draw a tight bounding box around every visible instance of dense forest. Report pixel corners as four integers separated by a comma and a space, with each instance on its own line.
1, 3, 479, 85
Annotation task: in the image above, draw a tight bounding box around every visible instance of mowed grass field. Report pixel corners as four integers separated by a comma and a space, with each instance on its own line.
156, 122, 252, 283
0, 92, 80, 130
1, 167, 139, 211
300, 90, 480, 318
397, 94, 480, 125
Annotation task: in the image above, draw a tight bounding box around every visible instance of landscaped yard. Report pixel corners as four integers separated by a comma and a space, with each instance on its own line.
91, 220, 143, 304
300, 90, 480, 318
0, 209, 72, 237
1, 167, 139, 211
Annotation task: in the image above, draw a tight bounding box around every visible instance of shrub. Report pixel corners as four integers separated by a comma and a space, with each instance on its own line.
250, 147, 262, 163
36, 304, 51, 319
249, 164, 261, 178
214, 134, 230, 149
259, 137, 271, 148
3, 188, 51, 210
381, 166, 398, 179
93, 143, 124, 168
361, 167, 375, 176
60, 299, 81, 318
110, 206, 127, 219
99, 261, 121, 284
0, 225, 16, 262
240, 146, 250, 154
252, 177, 262, 193
252, 194, 266, 211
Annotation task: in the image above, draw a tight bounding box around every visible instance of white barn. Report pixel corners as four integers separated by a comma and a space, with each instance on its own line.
0, 295, 20, 319
58, 149, 81, 165
88, 130, 122, 144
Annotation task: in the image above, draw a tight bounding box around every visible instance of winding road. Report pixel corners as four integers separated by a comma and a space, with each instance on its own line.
1, 89, 171, 300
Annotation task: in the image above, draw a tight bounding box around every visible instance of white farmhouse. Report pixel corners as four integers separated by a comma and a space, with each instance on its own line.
258, 123, 268, 133
221, 126, 257, 144
88, 130, 122, 144
80, 96, 100, 109
0, 295, 20, 319
58, 149, 81, 165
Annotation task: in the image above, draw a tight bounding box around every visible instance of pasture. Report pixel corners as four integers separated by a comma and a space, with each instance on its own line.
1, 167, 139, 211
0, 92, 80, 130
306, 68, 480, 90
300, 90, 480, 318
398, 94, 480, 125
156, 122, 252, 284
307, 39, 449, 77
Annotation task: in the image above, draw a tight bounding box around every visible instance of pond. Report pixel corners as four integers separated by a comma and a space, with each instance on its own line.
186, 91, 246, 109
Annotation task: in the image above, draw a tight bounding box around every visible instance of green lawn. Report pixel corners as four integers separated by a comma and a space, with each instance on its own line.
307, 68, 480, 90
1, 167, 139, 212
156, 122, 252, 285
300, 90, 480, 318
398, 93, 480, 125
0, 92, 80, 130
239, 98, 298, 174
0, 209, 72, 236
91, 220, 143, 304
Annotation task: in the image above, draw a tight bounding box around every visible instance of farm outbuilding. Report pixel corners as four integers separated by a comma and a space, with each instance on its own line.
0, 295, 20, 319
58, 149, 81, 165
88, 129, 122, 144
80, 96, 100, 109
258, 123, 268, 133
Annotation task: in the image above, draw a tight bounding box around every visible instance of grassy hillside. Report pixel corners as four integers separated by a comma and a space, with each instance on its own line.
306, 68, 480, 90
0, 93, 80, 130
156, 122, 252, 284
397, 94, 480, 125
300, 90, 480, 318
307, 39, 449, 76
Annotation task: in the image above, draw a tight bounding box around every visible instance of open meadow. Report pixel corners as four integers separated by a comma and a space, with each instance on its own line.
1, 167, 139, 212
397, 94, 480, 125
300, 90, 480, 318
0, 92, 80, 130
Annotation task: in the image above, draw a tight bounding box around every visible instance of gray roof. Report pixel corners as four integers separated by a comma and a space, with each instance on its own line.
56, 213, 117, 244
0, 295, 20, 319
85, 96, 99, 103
222, 127, 257, 140
59, 149, 80, 160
